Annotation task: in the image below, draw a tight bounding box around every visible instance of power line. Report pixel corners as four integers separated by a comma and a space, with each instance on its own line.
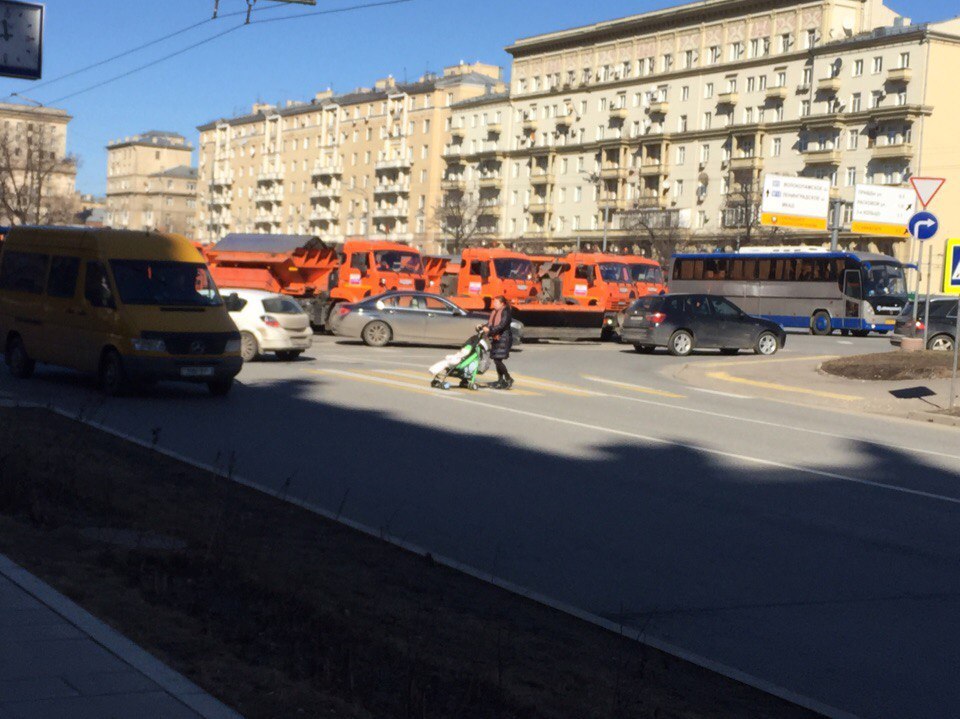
35, 0, 415, 106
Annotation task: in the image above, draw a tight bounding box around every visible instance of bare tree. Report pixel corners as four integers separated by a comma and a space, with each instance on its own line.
0, 123, 78, 226
430, 191, 486, 254
618, 205, 690, 264
719, 181, 776, 251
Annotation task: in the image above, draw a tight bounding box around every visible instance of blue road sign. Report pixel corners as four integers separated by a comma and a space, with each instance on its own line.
949, 242, 960, 290
908, 211, 939, 241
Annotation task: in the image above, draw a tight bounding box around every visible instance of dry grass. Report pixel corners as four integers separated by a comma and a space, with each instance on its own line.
0, 407, 815, 719
821, 351, 954, 381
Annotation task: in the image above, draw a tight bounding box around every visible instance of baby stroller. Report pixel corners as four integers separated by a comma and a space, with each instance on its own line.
429, 331, 491, 390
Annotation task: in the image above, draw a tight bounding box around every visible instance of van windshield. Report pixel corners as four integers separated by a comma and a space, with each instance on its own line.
110, 260, 222, 306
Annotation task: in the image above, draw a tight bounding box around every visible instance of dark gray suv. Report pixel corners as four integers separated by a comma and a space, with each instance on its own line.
892, 297, 957, 351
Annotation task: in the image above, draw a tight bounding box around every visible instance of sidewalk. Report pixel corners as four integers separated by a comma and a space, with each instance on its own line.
0, 554, 242, 719
672, 353, 956, 419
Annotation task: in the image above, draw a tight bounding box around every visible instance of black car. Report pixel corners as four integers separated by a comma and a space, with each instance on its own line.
891, 297, 957, 351
619, 293, 786, 356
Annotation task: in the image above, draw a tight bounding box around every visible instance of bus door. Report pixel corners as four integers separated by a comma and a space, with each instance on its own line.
842, 269, 862, 319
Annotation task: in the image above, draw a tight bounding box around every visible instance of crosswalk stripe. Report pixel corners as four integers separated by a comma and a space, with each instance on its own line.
310, 369, 436, 397
508, 374, 604, 397
374, 369, 543, 396
581, 375, 685, 398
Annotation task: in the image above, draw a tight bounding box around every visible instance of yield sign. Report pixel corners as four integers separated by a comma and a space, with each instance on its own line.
910, 176, 945, 208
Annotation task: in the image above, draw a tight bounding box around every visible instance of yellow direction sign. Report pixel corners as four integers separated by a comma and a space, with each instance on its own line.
850, 184, 916, 238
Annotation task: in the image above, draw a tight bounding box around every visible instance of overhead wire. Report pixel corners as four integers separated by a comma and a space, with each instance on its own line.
33, 0, 414, 106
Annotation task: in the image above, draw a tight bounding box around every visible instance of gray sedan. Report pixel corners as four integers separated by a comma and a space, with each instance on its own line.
329, 291, 524, 347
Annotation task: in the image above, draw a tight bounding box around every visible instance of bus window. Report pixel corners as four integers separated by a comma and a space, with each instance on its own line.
758, 259, 772, 281
843, 270, 863, 299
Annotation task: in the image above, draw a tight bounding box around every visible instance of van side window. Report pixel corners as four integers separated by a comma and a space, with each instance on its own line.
84, 261, 115, 309
0, 251, 48, 294
47, 256, 81, 298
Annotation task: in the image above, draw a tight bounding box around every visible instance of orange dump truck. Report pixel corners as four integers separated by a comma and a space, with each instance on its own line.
621, 255, 668, 297
203, 234, 427, 328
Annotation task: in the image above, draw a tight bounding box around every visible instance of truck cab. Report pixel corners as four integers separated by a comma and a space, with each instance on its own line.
452, 248, 540, 309
331, 241, 426, 303
548, 253, 637, 312
621, 256, 668, 296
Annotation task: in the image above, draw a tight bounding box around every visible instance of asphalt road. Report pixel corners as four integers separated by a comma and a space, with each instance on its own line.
3, 331, 958, 719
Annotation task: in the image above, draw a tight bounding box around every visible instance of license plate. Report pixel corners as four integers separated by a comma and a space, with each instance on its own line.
619, 288, 629, 293
517, 284, 527, 291
399, 279, 413, 286
181, 366, 214, 377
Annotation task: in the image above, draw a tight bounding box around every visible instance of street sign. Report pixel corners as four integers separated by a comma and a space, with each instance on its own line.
851, 184, 916, 237
908, 211, 939, 241
760, 174, 830, 231
943, 238, 960, 295
910, 177, 946, 209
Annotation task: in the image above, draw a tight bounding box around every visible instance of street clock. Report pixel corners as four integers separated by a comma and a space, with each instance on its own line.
0, 1, 42, 81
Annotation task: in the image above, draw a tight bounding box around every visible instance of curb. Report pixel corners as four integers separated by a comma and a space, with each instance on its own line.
907, 410, 960, 428
4, 401, 859, 719
0, 553, 243, 719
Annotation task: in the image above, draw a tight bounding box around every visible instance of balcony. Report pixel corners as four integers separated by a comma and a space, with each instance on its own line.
442, 145, 463, 159
309, 207, 337, 222
522, 117, 538, 131
635, 194, 668, 210
373, 206, 408, 219
647, 100, 669, 115
600, 165, 627, 179
609, 106, 628, 121
486, 123, 502, 134
527, 201, 549, 214
209, 192, 232, 206
524, 230, 550, 240
375, 158, 412, 171
801, 148, 841, 165
479, 203, 502, 216
728, 156, 764, 172
258, 167, 283, 182
717, 91, 739, 106
816, 76, 841, 94
887, 67, 913, 84
254, 211, 282, 225
311, 185, 340, 199
871, 142, 914, 160
637, 161, 665, 176
478, 174, 501, 187
210, 172, 234, 186
598, 197, 627, 211
441, 178, 465, 191
255, 188, 284, 203
765, 86, 788, 102
530, 171, 554, 186
374, 182, 409, 195
312, 162, 342, 177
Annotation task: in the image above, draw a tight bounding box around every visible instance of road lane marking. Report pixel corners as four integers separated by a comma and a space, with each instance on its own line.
688, 387, 753, 399
581, 375, 685, 398
697, 354, 839, 369
311, 369, 437, 397
509, 374, 605, 397
321, 370, 960, 506
706, 371, 861, 401
377, 369, 543, 396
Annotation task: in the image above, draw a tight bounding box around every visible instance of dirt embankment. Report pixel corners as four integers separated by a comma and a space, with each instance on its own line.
821, 351, 954, 381
0, 408, 815, 719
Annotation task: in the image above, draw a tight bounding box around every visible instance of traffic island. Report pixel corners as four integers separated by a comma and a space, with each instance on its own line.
820, 351, 953, 381
0, 407, 816, 719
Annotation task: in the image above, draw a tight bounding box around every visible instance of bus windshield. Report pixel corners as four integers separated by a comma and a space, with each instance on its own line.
493, 258, 533, 280
110, 260, 222, 306
864, 262, 906, 297
374, 250, 423, 274
630, 264, 663, 284
598, 262, 629, 283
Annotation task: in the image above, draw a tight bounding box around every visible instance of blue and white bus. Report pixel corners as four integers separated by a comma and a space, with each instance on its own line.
668, 249, 908, 335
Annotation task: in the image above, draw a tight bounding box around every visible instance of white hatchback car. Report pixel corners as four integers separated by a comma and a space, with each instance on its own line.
221, 288, 313, 361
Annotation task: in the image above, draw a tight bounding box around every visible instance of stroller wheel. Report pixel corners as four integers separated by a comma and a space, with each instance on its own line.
442, 382, 451, 390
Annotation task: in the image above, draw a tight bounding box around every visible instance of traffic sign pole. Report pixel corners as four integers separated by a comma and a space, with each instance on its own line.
951, 298, 960, 409
923, 245, 933, 347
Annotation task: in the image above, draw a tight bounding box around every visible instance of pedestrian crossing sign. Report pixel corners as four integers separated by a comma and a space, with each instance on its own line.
944, 238, 960, 294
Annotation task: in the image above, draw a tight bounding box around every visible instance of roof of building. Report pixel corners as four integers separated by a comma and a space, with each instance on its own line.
213, 233, 326, 253
151, 165, 198, 180
107, 130, 193, 151
451, 91, 511, 109
197, 68, 501, 131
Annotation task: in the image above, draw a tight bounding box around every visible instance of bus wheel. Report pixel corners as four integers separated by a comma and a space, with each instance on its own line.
852, 330, 870, 338
810, 311, 833, 336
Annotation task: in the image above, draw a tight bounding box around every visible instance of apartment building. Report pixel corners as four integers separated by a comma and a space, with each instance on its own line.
0, 102, 77, 225
106, 131, 198, 237
444, 0, 960, 280
195, 62, 504, 249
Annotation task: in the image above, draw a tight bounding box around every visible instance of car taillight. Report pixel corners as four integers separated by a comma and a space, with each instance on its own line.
648, 311, 666, 324
260, 315, 281, 328
915, 320, 925, 331
337, 304, 352, 317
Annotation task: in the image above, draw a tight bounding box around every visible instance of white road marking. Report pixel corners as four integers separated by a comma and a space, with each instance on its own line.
688, 387, 753, 399
581, 375, 685, 398
838, 341, 854, 345
322, 369, 960, 506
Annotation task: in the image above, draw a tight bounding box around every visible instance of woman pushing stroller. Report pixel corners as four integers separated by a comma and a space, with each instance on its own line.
482, 295, 514, 390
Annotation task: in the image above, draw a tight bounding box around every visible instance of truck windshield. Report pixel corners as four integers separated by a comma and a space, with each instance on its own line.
493, 258, 533, 280
374, 250, 423, 274
629, 264, 663, 284
863, 262, 906, 297
109, 260, 222, 306
598, 262, 629, 283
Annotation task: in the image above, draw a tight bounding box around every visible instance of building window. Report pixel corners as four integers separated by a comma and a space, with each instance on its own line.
730, 41, 744, 61
684, 49, 697, 69
848, 130, 859, 149
674, 179, 684, 198
771, 138, 781, 157
846, 167, 856, 186
851, 93, 862, 112
744, 107, 753, 124
704, 82, 714, 98
871, 91, 883, 108
804, 29, 818, 49
677, 146, 686, 164
662, 53, 673, 72
708, 46, 721, 65
681, 85, 689, 101
678, 115, 688, 132
779, 33, 793, 53
853, 59, 864, 77
700, 143, 710, 163
872, 56, 883, 74
899, 52, 910, 68
703, 111, 712, 129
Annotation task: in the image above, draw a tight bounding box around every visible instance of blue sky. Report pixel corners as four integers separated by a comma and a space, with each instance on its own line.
1, 0, 954, 195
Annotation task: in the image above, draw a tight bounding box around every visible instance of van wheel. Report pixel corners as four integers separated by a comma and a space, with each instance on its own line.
668, 330, 694, 357
99, 349, 128, 396
810, 311, 833, 336
207, 378, 234, 396
240, 332, 259, 362
362, 321, 392, 347
6, 336, 34, 379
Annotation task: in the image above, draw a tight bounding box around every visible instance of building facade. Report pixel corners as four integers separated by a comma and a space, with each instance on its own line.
444, 0, 960, 281
195, 62, 504, 249
106, 131, 198, 237
0, 102, 77, 226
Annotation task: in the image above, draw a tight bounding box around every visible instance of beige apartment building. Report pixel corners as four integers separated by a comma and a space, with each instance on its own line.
0, 102, 77, 225
106, 131, 198, 238
195, 62, 504, 249
444, 0, 960, 281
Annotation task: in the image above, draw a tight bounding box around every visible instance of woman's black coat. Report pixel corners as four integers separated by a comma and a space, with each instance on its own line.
486, 305, 513, 360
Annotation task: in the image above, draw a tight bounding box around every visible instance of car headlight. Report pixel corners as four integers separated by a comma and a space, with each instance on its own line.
225, 337, 241, 353
132, 338, 166, 353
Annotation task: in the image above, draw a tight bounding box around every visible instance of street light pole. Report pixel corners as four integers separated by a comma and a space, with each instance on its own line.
602, 204, 609, 253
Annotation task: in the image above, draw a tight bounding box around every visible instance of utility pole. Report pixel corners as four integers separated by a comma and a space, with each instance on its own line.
829, 197, 842, 252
